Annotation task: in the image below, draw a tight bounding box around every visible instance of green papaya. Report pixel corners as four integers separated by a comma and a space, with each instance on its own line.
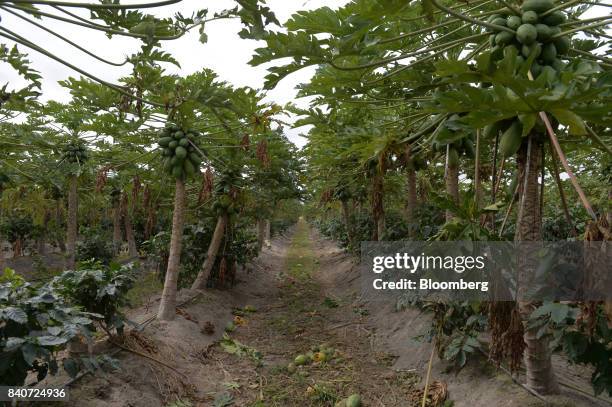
183, 159, 196, 176
496, 31, 515, 46
535, 23, 552, 41
492, 18, 507, 27
507, 15, 522, 30
175, 146, 188, 159
489, 34, 496, 47
173, 130, 184, 140
346, 395, 362, 407
158, 136, 172, 147
487, 14, 501, 23
553, 36, 570, 54
172, 165, 184, 179
188, 152, 202, 165
531, 62, 543, 77
521, 42, 542, 58
542, 11, 565, 26
540, 42, 557, 65
162, 157, 172, 172
521, 11, 538, 24
516, 24, 538, 45
162, 148, 172, 157
499, 121, 523, 157
179, 138, 190, 148
521, 0, 554, 13
169, 140, 178, 149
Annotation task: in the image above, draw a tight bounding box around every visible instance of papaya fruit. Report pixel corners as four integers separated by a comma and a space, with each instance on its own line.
168, 140, 178, 149
487, 14, 501, 23
541, 42, 557, 65
499, 121, 523, 157
294, 354, 308, 366
521, 0, 554, 13
507, 15, 522, 30
521, 10, 538, 24
162, 148, 172, 157
189, 152, 202, 165
516, 24, 538, 45
521, 42, 542, 58
172, 165, 184, 179
162, 157, 172, 172
492, 17, 507, 27
170, 156, 182, 167
553, 36, 570, 54
535, 23, 552, 41
542, 11, 565, 26
531, 62, 543, 77
173, 130, 184, 140
489, 34, 496, 47
158, 137, 172, 147
178, 138, 189, 147
175, 146, 188, 159
183, 159, 196, 176
346, 394, 362, 407
495, 31, 514, 46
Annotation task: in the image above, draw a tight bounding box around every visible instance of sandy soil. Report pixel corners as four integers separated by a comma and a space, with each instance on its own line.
37, 221, 610, 407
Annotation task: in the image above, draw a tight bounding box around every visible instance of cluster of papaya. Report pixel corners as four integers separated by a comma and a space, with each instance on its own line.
158, 124, 202, 180
488, 0, 570, 76
211, 168, 241, 215
62, 141, 88, 164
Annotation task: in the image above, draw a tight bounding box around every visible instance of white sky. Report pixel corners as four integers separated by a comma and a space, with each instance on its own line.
0, 0, 351, 148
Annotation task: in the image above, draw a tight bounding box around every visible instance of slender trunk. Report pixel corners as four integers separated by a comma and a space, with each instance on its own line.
55, 199, 66, 252
607, 189, 612, 230
12, 239, 22, 258
191, 213, 228, 289
264, 219, 271, 244
124, 208, 138, 257
372, 172, 385, 241
112, 199, 122, 255
157, 179, 186, 321
66, 175, 78, 269
257, 218, 265, 251
445, 146, 459, 222
341, 199, 353, 246
515, 136, 559, 395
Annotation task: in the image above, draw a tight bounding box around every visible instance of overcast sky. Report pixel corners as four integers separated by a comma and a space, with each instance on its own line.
0, 0, 351, 147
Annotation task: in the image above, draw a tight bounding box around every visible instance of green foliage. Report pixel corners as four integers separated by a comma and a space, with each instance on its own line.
76, 227, 115, 266
0, 268, 94, 386
50, 262, 136, 335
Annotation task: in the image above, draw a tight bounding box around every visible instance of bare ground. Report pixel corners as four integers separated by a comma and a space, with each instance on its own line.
37, 220, 611, 407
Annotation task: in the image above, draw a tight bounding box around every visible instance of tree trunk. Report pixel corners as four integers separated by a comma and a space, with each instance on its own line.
66, 175, 78, 269
12, 239, 22, 258
372, 172, 385, 241
264, 219, 271, 245
55, 199, 66, 253
124, 208, 138, 257
191, 213, 228, 290
341, 199, 354, 246
257, 218, 265, 251
515, 136, 559, 395
157, 179, 186, 321
112, 199, 122, 255
405, 146, 418, 233
445, 146, 459, 222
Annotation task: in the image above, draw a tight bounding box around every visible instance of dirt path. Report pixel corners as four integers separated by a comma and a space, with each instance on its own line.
206, 219, 419, 406
56, 220, 607, 407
